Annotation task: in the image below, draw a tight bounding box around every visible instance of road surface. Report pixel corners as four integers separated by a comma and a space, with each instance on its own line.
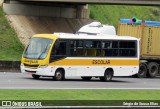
0, 72, 160, 89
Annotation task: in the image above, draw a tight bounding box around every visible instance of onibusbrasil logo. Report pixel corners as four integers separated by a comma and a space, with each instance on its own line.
130, 17, 139, 23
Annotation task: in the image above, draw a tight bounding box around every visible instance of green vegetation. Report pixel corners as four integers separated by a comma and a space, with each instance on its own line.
89, 5, 160, 28
0, 89, 160, 100
0, 8, 24, 61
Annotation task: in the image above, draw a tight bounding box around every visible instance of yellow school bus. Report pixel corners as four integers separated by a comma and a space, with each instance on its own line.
21, 33, 139, 81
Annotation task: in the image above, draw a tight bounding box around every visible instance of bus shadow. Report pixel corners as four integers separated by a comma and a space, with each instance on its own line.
23, 77, 132, 83
63, 79, 132, 83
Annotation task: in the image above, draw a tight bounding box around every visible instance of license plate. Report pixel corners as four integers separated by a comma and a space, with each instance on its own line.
27, 72, 34, 75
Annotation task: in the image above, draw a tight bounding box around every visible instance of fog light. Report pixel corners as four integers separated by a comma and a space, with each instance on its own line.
39, 65, 48, 68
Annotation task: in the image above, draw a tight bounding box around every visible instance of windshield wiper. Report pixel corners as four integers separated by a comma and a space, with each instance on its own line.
38, 44, 49, 59
24, 44, 30, 56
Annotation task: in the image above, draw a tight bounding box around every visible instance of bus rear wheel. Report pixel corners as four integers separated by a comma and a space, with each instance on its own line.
81, 77, 92, 81
100, 70, 113, 82
148, 62, 159, 78
32, 75, 40, 79
137, 63, 147, 78
54, 69, 65, 81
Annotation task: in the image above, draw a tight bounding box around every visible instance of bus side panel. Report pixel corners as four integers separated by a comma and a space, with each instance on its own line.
50, 58, 139, 77
36, 66, 55, 76
76, 66, 105, 76
113, 66, 139, 76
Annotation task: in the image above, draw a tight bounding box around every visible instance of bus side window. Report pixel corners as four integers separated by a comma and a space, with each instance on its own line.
70, 40, 85, 56
96, 49, 102, 56
85, 40, 101, 57
55, 41, 66, 55
119, 41, 136, 57
102, 41, 118, 57
50, 40, 67, 62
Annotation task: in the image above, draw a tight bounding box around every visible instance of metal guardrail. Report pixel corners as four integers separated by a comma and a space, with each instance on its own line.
0, 61, 20, 72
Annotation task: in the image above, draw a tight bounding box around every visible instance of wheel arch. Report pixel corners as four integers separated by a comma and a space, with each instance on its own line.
55, 67, 65, 75
105, 68, 114, 76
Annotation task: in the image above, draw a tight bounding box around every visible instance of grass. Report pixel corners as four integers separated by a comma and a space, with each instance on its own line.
0, 8, 24, 61
1, 89, 160, 106
89, 5, 160, 29
2, 89, 160, 106
0, 89, 160, 100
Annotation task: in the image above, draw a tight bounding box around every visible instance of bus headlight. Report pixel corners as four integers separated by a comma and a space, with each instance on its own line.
39, 65, 48, 68
21, 63, 24, 67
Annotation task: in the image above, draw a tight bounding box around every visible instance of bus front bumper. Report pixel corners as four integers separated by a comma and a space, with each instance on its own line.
21, 64, 55, 76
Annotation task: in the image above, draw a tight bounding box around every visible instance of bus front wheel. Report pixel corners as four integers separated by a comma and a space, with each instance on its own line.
32, 75, 40, 79
54, 69, 65, 81
100, 70, 113, 82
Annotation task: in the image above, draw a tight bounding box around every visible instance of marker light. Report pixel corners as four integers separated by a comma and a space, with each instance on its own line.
130, 17, 139, 23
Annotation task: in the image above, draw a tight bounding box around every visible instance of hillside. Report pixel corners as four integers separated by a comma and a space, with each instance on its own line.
0, 8, 24, 61
89, 5, 160, 29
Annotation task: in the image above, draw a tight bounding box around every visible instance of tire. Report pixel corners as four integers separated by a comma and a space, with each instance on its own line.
81, 77, 92, 81
137, 63, 147, 78
54, 69, 65, 81
99, 77, 104, 81
32, 75, 40, 79
148, 62, 159, 78
100, 70, 113, 82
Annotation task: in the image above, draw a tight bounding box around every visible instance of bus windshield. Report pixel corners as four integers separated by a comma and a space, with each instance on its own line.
24, 38, 53, 59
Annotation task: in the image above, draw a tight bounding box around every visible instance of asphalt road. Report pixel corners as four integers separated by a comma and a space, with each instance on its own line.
0, 72, 160, 89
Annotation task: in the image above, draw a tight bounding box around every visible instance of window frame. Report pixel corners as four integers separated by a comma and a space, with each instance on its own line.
50, 38, 138, 59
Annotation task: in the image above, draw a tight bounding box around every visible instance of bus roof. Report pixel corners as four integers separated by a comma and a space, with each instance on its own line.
33, 33, 139, 41
54, 33, 139, 41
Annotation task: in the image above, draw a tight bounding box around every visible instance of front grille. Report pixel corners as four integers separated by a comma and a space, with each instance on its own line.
24, 63, 39, 68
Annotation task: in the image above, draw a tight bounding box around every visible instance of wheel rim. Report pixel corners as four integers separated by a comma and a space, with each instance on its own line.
139, 66, 145, 75
56, 72, 62, 80
150, 66, 157, 74
106, 72, 112, 80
